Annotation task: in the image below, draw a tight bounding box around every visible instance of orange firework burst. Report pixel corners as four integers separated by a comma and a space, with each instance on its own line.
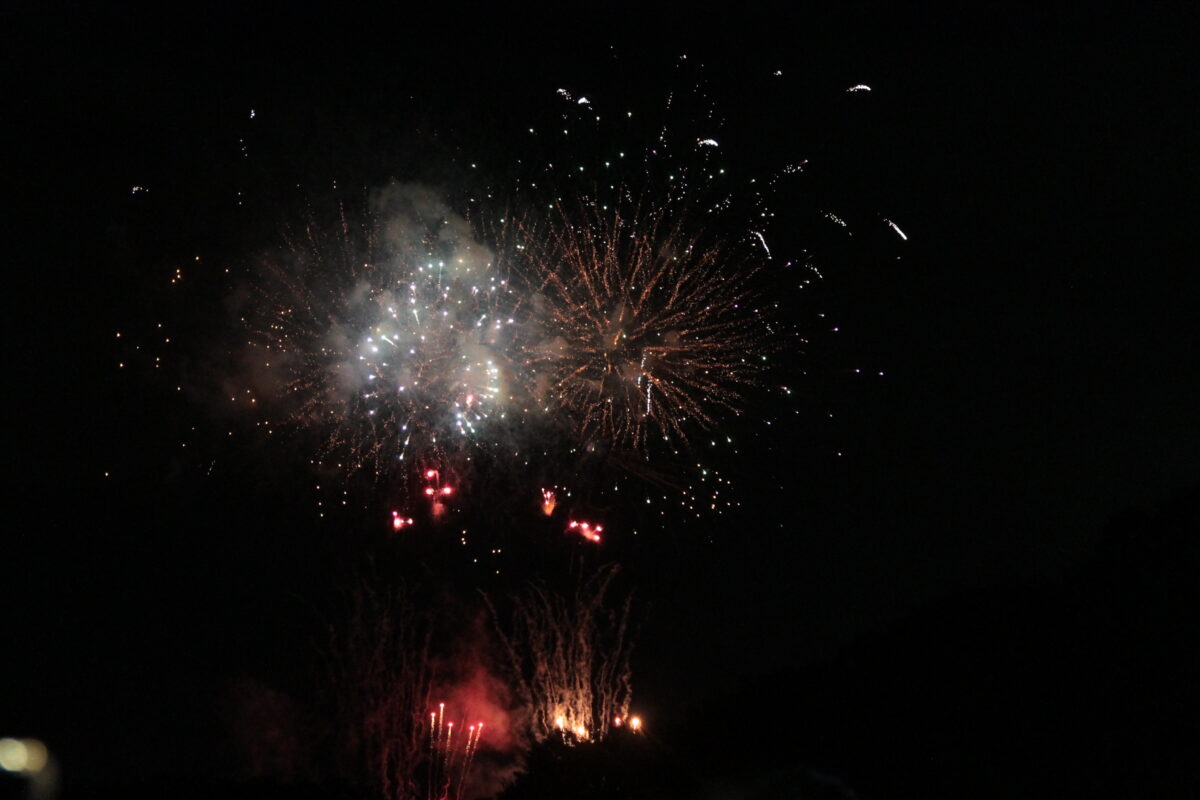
508, 201, 766, 452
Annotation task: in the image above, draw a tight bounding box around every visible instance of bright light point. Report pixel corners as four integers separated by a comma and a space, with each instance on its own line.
629, 716, 642, 731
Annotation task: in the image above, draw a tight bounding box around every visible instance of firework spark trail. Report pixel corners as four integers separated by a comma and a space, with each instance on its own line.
427, 706, 484, 800
428, 711, 436, 797
485, 565, 634, 744
326, 577, 434, 800
455, 724, 482, 800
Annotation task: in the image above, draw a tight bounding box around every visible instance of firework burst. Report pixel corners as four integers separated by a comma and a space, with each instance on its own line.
506, 200, 766, 453
248, 186, 523, 477
235, 74, 790, 523
247, 191, 768, 496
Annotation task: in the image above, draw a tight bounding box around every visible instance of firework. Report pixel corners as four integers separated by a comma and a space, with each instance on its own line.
252, 194, 765, 469
248, 186, 522, 478
238, 79, 784, 519
566, 519, 603, 543
422, 468, 456, 518
503, 200, 768, 453
427, 705, 484, 800
539, 488, 556, 516
486, 565, 634, 744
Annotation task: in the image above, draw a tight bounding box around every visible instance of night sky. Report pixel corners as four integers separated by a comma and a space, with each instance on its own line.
8, 5, 1199, 798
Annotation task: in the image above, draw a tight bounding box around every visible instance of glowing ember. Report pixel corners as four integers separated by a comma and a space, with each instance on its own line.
567, 519, 603, 543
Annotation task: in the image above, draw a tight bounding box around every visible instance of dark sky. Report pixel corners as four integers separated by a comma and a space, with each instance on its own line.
8, 4, 1199, 797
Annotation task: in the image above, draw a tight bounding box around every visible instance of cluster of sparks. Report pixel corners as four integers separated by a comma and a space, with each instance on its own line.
489, 565, 635, 745
566, 519, 603, 543
427, 703, 483, 800
539, 488, 556, 516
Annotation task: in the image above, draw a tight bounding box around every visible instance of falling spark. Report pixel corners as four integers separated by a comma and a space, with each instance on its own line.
752, 230, 771, 256
884, 218, 908, 240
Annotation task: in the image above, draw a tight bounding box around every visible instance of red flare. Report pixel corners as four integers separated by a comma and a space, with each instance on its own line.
567, 519, 603, 543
